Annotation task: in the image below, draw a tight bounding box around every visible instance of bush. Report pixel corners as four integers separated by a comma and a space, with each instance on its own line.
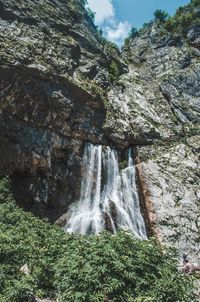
0, 178, 196, 301
87, 7, 95, 22
164, 0, 200, 36
0, 178, 67, 301
124, 27, 138, 45
108, 61, 120, 83
130, 27, 138, 38
154, 9, 169, 22
191, 0, 200, 6
54, 232, 195, 302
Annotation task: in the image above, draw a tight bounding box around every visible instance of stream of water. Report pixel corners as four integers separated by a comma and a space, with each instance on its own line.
65, 143, 147, 239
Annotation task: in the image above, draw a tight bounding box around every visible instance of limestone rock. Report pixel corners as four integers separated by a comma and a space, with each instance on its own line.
0, 0, 199, 290
0, 0, 126, 220
138, 143, 200, 261
19, 263, 30, 275
187, 25, 200, 49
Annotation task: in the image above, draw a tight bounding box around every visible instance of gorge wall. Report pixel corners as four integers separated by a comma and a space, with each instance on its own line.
0, 0, 127, 221
0, 0, 199, 272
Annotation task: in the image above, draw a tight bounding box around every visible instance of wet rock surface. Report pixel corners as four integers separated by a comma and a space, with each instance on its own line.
0, 0, 125, 220
0, 65, 107, 220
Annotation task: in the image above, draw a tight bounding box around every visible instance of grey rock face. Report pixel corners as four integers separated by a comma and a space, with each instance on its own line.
0, 64, 110, 220
187, 25, 200, 49
105, 22, 200, 276
111, 24, 200, 142
0, 0, 199, 287
160, 66, 200, 123
139, 142, 200, 261
0, 0, 125, 219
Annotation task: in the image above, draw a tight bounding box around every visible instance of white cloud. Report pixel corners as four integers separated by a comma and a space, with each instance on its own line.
87, 0, 114, 24
105, 21, 132, 45
87, 0, 131, 46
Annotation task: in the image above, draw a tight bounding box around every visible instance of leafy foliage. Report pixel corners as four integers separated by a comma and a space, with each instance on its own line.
83, 0, 96, 23
130, 27, 138, 38
108, 61, 120, 83
0, 178, 66, 301
154, 9, 169, 22
86, 7, 96, 22
125, 0, 200, 46
0, 178, 196, 302
55, 232, 196, 302
164, 0, 200, 36
124, 27, 138, 45
191, 0, 200, 6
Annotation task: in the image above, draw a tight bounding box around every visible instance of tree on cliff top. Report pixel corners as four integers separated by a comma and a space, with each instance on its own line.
154, 9, 169, 22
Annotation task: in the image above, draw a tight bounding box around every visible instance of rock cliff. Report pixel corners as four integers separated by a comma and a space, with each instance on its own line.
0, 0, 199, 279
106, 16, 200, 265
0, 0, 126, 220
119, 18, 200, 266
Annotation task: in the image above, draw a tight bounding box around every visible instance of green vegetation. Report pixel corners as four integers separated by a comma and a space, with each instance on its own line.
129, 27, 138, 38
124, 26, 138, 45
0, 178, 196, 302
125, 0, 200, 47
154, 9, 169, 22
164, 0, 200, 36
108, 61, 120, 83
83, 0, 96, 23
103, 40, 120, 56
86, 7, 96, 22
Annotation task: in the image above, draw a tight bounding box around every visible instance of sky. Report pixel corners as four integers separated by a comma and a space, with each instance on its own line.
87, 0, 190, 46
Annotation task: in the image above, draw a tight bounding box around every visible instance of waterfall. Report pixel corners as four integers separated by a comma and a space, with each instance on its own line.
65, 143, 147, 239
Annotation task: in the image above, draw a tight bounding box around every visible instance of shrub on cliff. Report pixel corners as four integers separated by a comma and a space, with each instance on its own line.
154, 9, 169, 22
108, 61, 120, 83
0, 178, 196, 302
191, 0, 200, 6
124, 26, 138, 45
164, 0, 200, 36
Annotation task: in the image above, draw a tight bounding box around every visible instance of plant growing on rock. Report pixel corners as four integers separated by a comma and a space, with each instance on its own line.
164, 0, 200, 36
108, 61, 120, 83
86, 7, 96, 22
130, 27, 138, 38
191, 0, 200, 6
83, 0, 96, 22
124, 26, 138, 45
154, 9, 169, 22
0, 178, 196, 302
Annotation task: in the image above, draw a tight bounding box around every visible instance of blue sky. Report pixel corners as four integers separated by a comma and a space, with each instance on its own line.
87, 0, 190, 45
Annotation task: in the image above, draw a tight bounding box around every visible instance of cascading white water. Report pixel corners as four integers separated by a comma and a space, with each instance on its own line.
65, 143, 147, 239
